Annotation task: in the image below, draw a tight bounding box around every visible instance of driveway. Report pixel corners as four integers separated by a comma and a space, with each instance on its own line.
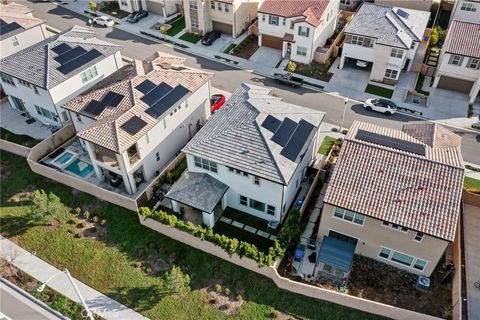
324, 58, 371, 101
195, 33, 234, 53
424, 87, 471, 120
249, 47, 282, 68
463, 204, 480, 320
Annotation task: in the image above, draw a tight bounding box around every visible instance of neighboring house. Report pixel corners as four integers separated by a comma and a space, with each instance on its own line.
183, 0, 261, 37
0, 2, 49, 59
375, 0, 433, 12
339, 0, 361, 12
257, 0, 340, 64
168, 83, 325, 228
0, 26, 122, 127
63, 52, 213, 195
432, 20, 480, 104
450, 0, 480, 23
340, 2, 430, 85
117, 0, 182, 17
316, 121, 464, 277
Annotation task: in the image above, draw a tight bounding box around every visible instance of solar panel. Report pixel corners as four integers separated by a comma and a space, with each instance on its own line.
121, 116, 148, 135
52, 43, 72, 55
102, 91, 124, 107
0, 19, 22, 36
355, 129, 425, 156
271, 117, 298, 147
146, 85, 190, 118
57, 49, 102, 75
83, 100, 107, 116
140, 82, 173, 106
261, 115, 281, 133
54, 46, 87, 65
280, 120, 316, 161
135, 79, 156, 95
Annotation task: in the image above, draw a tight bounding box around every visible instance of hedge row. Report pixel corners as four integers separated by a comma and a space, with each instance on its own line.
139, 207, 301, 267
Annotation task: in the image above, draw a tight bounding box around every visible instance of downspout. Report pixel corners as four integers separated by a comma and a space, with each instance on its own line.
232, 2, 236, 37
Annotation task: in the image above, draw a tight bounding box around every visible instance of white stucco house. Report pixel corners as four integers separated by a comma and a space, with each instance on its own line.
257, 0, 340, 64
117, 0, 182, 17
0, 2, 49, 59
340, 2, 430, 85
0, 26, 122, 128
450, 0, 480, 22
167, 83, 325, 228
62, 52, 213, 195
183, 0, 261, 37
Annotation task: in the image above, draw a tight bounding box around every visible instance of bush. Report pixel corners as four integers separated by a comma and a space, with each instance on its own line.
271, 310, 281, 319
214, 284, 222, 293
83, 211, 91, 220
100, 219, 107, 226
74, 207, 82, 216
165, 171, 174, 184
224, 288, 231, 295
286, 61, 296, 72
331, 127, 338, 132
164, 265, 190, 295
92, 216, 99, 223
341, 129, 348, 135
235, 294, 242, 301
28, 189, 67, 225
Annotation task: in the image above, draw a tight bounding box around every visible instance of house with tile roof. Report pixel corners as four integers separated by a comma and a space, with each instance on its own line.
0, 2, 49, 59
257, 0, 340, 63
169, 83, 325, 228
315, 121, 464, 277
432, 1, 480, 104
0, 25, 122, 128
339, 2, 430, 85
63, 52, 213, 195
183, 0, 261, 38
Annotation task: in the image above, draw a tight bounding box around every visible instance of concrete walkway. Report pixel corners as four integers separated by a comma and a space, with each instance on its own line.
463, 204, 480, 320
0, 236, 148, 320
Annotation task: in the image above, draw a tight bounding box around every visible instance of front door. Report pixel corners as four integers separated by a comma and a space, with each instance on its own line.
329, 230, 358, 245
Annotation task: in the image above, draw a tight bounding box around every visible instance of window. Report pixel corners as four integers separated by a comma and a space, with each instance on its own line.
341, 0, 351, 5
193, 156, 217, 173
298, 26, 310, 37
217, 2, 222, 10
1, 73, 15, 86
242, 172, 248, 177
390, 48, 404, 58
18, 79, 31, 88
35, 105, 58, 122
379, 247, 391, 259
378, 247, 428, 271
11, 96, 25, 111
76, 113, 82, 123
240, 195, 248, 206
191, 17, 199, 28
414, 232, 424, 242
33, 86, 39, 94
144, 132, 150, 144
121, 0, 127, 5
163, 118, 167, 129
210, 0, 215, 9
282, 18, 286, 26
391, 251, 414, 266
268, 15, 279, 25
80, 66, 98, 83
225, 4, 230, 12
382, 221, 408, 232
262, 14, 265, 22
461, 2, 477, 11
385, 68, 399, 79
254, 176, 260, 185
410, 42, 415, 49
189, 1, 198, 9
296, 46, 307, 57
333, 207, 365, 225
413, 259, 427, 271
449, 55, 463, 66
290, 21, 294, 30
11, 36, 19, 47
155, 152, 160, 162
267, 205, 275, 215
249, 199, 265, 212
351, 35, 364, 46
467, 58, 480, 69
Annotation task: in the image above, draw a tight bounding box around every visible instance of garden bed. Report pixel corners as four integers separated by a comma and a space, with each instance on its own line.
99, 2, 129, 19
231, 35, 259, 60
292, 61, 334, 82
317, 136, 336, 156
365, 84, 394, 99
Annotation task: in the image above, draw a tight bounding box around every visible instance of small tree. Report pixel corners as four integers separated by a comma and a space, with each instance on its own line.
28, 190, 66, 225
164, 265, 190, 295
286, 61, 296, 73
429, 26, 440, 47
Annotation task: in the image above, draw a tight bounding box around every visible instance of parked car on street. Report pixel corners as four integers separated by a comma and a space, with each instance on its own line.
126, 10, 148, 23
210, 94, 226, 113
201, 31, 221, 46
93, 16, 115, 27
273, 73, 304, 88
363, 98, 397, 115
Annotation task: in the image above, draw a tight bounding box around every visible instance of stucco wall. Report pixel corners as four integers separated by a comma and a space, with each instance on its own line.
0, 139, 31, 158
375, 0, 433, 12
0, 24, 49, 59
452, 0, 480, 23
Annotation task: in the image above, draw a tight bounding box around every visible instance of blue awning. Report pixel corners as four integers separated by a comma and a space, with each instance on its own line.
317, 236, 356, 272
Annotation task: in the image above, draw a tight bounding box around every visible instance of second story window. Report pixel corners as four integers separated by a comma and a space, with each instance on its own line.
268, 15, 279, 26
461, 2, 477, 11
1, 73, 15, 86
334, 207, 365, 225
210, 0, 215, 9
217, 1, 222, 10
254, 176, 260, 185
225, 3, 230, 13
81, 66, 98, 83
351, 35, 364, 46
11, 36, 19, 47
194, 156, 218, 173
390, 48, 404, 58
414, 232, 424, 242
262, 14, 265, 22
18, 79, 31, 88
191, 17, 199, 28
449, 54, 463, 66
467, 58, 479, 69
282, 18, 286, 26
298, 26, 310, 37
290, 21, 294, 30
189, 0, 198, 10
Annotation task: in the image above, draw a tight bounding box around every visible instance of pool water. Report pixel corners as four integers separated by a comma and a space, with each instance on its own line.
65, 159, 94, 178
53, 151, 75, 165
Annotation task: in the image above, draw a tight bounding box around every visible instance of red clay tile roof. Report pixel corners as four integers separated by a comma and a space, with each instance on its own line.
258, 0, 330, 27
445, 20, 480, 59
283, 32, 295, 42
324, 121, 464, 242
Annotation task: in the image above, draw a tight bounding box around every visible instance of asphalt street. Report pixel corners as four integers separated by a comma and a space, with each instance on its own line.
20, 1, 480, 164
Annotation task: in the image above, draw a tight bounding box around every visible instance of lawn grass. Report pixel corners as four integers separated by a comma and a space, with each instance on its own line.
365, 84, 394, 99
166, 17, 185, 36
179, 32, 202, 44
318, 136, 336, 156
213, 221, 273, 253
0, 151, 383, 320
223, 43, 236, 54
464, 177, 480, 190
0, 127, 39, 147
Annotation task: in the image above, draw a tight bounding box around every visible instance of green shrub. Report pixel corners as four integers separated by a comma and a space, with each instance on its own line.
286, 61, 296, 72
164, 265, 190, 294
92, 216, 99, 223
165, 171, 174, 184
235, 294, 242, 301
214, 284, 222, 293
331, 127, 338, 132
271, 310, 281, 319
224, 287, 231, 295
83, 211, 90, 220
100, 219, 107, 226
28, 189, 67, 225
74, 207, 82, 216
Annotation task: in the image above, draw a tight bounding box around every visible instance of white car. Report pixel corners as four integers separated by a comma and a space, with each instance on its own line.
356, 60, 368, 68
363, 98, 397, 116
93, 16, 114, 27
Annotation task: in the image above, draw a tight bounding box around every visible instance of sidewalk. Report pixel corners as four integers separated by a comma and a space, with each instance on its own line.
0, 236, 149, 320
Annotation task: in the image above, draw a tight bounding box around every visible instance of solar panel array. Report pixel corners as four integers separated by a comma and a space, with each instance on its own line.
54, 44, 103, 75
120, 116, 148, 135
0, 19, 22, 36
280, 120, 316, 161
271, 117, 297, 147
355, 129, 425, 156
140, 82, 173, 105
84, 91, 125, 116
135, 79, 156, 95
142, 84, 190, 119
261, 115, 281, 133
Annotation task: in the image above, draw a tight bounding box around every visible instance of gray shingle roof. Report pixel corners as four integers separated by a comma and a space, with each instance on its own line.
182, 83, 325, 185
0, 25, 120, 89
166, 171, 229, 213
345, 2, 430, 48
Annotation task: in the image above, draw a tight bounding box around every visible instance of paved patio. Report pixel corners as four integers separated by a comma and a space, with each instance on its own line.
463, 204, 480, 320
0, 100, 51, 139
249, 47, 282, 69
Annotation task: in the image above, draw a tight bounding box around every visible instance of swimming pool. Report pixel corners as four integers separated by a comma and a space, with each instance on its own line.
65, 159, 94, 178
51, 150, 78, 168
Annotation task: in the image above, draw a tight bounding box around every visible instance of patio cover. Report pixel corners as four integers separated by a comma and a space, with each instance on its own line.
317, 236, 356, 273
165, 171, 228, 213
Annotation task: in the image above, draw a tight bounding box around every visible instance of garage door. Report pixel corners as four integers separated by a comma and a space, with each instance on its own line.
437, 75, 474, 93
212, 21, 232, 36
262, 35, 282, 49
